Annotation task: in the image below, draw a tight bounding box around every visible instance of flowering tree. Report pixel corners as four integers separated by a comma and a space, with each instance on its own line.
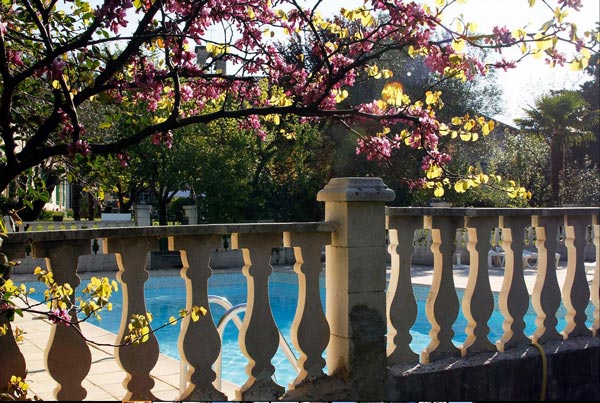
0, 0, 598, 201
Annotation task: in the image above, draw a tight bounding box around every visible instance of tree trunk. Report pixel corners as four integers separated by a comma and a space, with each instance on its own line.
158, 201, 168, 226
72, 181, 82, 221
87, 192, 96, 221
549, 137, 564, 207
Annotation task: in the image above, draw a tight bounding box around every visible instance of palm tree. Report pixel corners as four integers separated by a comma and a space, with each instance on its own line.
515, 90, 599, 206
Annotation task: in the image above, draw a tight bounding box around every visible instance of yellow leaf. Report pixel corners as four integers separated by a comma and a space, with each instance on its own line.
275, 9, 287, 20
451, 39, 466, 53
467, 22, 478, 33
426, 165, 443, 179
454, 181, 467, 193
451, 116, 462, 125
52, 80, 60, 89
206, 43, 228, 56
376, 100, 387, 110
381, 81, 409, 106
381, 69, 393, 79
334, 89, 349, 103
570, 60, 584, 71
534, 33, 553, 51
434, 186, 445, 198
460, 132, 472, 141
408, 45, 417, 58
438, 124, 449, 136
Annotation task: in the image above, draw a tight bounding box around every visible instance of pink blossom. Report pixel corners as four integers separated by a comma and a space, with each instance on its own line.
493, 59, 517, 71
7, 50, 24, 67
117, 153, 129, 167
492, 26, 514, 46
545, 49, 567, 67
49, 58, 65, 80
0, 301, 11, 313
67, 140, 91, 157
49, 309, 71, 326
558, 0, 582, 10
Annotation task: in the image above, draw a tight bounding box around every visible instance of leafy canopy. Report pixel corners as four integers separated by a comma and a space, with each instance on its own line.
0, 0, 598, 199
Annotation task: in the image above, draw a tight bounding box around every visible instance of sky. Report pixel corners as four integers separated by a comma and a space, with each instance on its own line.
436, 0, 600, 122
314, 0, 600, 123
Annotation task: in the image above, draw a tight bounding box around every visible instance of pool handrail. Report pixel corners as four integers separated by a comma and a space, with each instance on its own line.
179, 295, 243, 393
179, 295, 300, 393
214, 302, 300, 390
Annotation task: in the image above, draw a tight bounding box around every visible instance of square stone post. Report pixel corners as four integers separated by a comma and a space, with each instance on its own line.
317, 177, 395, 399
133, 205, 152, 226
183, 205, 198, 224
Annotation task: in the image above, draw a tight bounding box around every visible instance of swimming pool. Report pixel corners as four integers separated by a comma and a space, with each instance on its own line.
25, 270, 594, 388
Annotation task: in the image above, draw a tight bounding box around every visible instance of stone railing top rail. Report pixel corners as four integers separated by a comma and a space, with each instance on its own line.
3, 221, 336, 244
386, 206, 600, 217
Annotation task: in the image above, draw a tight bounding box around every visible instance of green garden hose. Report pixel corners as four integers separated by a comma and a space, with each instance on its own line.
531, 340, 548, 401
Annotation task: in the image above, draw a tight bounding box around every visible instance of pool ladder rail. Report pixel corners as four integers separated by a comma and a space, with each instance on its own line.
179, 295, 301, 393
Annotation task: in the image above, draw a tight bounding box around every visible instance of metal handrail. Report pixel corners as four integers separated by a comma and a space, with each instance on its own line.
179, 295, 300, 393
213, 302, 300, 389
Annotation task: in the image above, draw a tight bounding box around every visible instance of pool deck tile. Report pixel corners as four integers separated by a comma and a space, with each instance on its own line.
8, 262, 595, 401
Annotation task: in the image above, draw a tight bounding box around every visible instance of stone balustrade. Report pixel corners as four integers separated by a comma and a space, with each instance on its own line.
6, 219, 134, 233
1, 222, 335, 401
1, 178, 598, 401
386, 206, 599, 363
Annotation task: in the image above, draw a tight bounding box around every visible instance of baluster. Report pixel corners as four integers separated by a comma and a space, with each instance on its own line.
283, 231, 330, 387
231, 232, 284, 401
0, 243, 28, 393
386, 215, 421, 364
421, 215, 461, 363
592, 215, 599, 336
531, 216, 562, 343
526, 226, 536, 251
34, 240, 92, 400
461, 216, 496, 356
496, 216, 531, 351
105, 237, 159, 401
562, 215, 593, 338
171, 235, 227, 401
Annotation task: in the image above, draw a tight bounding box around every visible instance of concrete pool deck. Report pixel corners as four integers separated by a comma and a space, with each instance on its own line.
8, 261, 596, 401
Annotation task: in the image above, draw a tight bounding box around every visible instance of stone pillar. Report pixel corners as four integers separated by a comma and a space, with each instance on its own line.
133, 205, 152, 226
317, 177, 394, 399
183, 205, 198, 225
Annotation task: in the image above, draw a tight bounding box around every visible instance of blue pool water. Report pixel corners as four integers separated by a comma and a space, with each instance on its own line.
25, 271, 594, 388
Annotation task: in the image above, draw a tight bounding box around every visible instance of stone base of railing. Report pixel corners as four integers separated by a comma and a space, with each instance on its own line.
281, 336, 600, 401
387, 336, 600, 401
